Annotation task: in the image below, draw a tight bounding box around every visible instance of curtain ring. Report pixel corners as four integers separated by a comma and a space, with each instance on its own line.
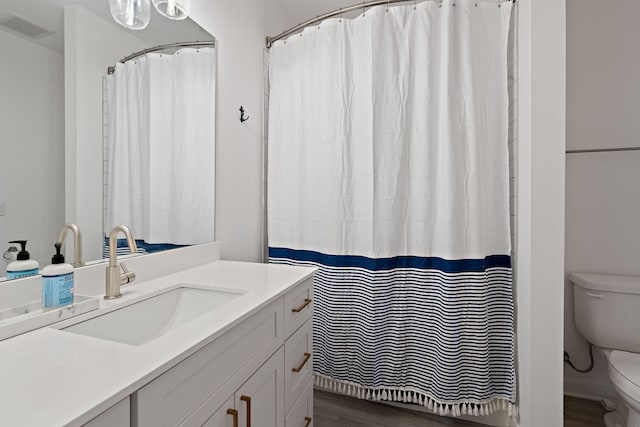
386, 0, 390, 11
363, 0, 366, 17
339, 7, 342, 22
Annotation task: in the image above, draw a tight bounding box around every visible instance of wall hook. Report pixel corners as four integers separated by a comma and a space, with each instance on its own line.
240, 106, 250, 123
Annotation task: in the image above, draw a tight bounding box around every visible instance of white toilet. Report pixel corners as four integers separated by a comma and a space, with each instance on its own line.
570, 273, 640, 427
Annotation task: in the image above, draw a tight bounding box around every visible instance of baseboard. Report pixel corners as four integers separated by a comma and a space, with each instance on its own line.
564, 378, 615, 401
564, 390, 605, 401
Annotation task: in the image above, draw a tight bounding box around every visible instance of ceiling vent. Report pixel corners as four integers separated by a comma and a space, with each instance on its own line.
0, 13, 53, 39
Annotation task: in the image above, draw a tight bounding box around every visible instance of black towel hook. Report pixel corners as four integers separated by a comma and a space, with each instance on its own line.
240, 106, 250, 123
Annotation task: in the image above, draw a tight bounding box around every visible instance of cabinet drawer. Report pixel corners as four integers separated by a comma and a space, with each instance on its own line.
285, 377, 313, 427
134, 298, 283, 427
284, 319, 313, 414
284, 278, 313, 338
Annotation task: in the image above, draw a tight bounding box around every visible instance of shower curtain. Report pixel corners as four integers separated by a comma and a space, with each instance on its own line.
268, 0, 516, 417
106, 47, 216, 245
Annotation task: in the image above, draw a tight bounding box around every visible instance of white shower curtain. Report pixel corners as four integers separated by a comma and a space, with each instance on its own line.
106, 47, 216, 245
268, 0, 515, 417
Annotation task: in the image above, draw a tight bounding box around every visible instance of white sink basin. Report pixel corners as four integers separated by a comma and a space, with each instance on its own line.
63, 286, 243, 345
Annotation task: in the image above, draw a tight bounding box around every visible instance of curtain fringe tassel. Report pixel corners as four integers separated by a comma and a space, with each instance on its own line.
314, 373, 519, 421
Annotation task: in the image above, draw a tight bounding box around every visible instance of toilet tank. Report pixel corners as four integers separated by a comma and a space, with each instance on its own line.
570, 273, 640, 353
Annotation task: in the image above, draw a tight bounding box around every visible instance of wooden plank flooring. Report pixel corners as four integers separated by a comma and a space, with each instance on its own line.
313, 390, 607, 426
314, 390, 484, 427
563, 396, 606, 427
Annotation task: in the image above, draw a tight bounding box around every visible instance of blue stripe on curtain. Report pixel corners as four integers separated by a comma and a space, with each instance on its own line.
268, 247, 511, 272
270, 248, 517, 416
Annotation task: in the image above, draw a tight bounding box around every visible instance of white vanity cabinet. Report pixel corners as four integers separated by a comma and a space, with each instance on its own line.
84, 398, 130, 427
132, 277, 314, 427
200, 348, 284, 427
286, 379, 313, 427
283, 278, 314, 427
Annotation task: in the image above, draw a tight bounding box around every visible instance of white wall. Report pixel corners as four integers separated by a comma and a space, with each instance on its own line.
64, 5, 149, 262
190, 0, 293, 262
564, 0, 640, 399
0, 30, 64, 276
516, 0, 566, 426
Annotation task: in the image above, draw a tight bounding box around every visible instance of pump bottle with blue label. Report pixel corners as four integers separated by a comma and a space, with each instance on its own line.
41, 242, 74, 311
6, 240, 39, 279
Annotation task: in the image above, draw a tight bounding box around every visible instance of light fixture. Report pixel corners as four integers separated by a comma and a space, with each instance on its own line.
110, 0, 151, 30
152, 0, 191, 20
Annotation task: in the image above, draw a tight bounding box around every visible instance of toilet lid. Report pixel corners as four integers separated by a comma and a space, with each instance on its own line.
610, 351, 640, 388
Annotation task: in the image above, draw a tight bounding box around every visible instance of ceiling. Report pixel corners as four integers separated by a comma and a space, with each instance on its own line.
1, 0, 420, 55
0, 0, 213, 54
277, 0, 368, 29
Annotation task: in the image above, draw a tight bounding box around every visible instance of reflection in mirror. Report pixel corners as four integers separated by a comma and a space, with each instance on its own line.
0, 0, 215, 279
103, 41, 216, 256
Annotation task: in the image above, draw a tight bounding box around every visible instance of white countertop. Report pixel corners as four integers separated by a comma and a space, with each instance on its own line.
0, 246, 315, 426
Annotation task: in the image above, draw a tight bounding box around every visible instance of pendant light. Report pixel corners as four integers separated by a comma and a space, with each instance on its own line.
110, 0, 151, 30
152, 0, 191, 20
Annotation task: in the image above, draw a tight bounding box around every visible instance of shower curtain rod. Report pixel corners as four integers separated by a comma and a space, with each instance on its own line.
566, 146, 640, 154
266, 0, 514, 48
107, 40, 216, 75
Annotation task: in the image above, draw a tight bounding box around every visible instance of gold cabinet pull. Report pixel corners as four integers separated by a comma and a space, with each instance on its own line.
241, 395, 252, 427
227, 408, 238, 427
292, 352, 312, 372
292, 298, 312, 313
304, 416, 312, 427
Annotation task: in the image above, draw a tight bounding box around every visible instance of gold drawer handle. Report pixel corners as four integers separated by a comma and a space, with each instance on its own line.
241, 395, 252, 427
304, 416, 312, 427
227, 408, 238, 427
292, 352, 312, 372
292, 298, 312, 313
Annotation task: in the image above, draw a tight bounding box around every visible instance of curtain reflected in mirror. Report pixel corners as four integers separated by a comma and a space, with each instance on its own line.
104, 46, 216, 256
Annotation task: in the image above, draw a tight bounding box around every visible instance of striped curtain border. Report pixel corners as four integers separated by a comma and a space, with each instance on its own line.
268, 247, 511, 272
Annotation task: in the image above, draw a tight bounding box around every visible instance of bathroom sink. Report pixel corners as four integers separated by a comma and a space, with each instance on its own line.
63, 286, 243, 345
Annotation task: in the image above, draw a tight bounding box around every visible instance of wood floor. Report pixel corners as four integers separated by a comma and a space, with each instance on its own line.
314, 390, 486, 427
563, 396, 606, 427
313, 391, 607, 427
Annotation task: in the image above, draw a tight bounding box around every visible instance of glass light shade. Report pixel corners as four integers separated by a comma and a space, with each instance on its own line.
110, 0, 151, 30
152, 0, 191, 20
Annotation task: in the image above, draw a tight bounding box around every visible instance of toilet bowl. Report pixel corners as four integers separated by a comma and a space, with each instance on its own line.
610, 351, 640, 427
570, 273, 640, 427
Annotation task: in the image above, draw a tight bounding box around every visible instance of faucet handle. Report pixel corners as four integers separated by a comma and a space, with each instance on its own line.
119, 262, 136, 285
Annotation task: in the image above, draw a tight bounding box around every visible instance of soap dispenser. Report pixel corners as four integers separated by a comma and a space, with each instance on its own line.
41, 242, 74, 311
6, 240, 39, 279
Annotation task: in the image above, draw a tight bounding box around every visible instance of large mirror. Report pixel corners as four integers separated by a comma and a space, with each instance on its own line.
0, 0, 215, 279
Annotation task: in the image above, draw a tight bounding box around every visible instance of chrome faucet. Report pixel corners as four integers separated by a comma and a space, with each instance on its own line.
58, 223, 84, 268
105, 225, 138, 300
